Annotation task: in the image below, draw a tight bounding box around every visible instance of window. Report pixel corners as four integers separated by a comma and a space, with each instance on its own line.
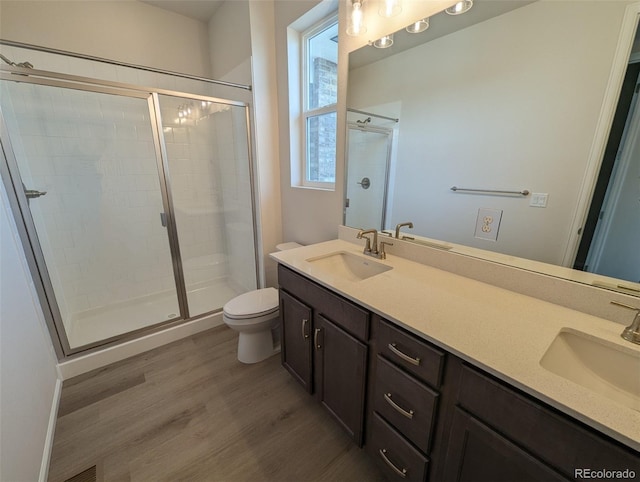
298, 15, 338, 189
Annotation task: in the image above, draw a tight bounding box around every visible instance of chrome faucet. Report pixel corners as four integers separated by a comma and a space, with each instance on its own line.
357, 229, 393, 259
611, 301, 640, 344
395, 221, 414, 239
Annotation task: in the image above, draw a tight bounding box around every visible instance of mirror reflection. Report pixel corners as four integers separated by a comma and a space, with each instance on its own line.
345, 0, 640, 293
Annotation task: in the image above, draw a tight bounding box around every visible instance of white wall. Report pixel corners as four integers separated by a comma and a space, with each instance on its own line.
0, 183, 60, 482
0, 1, 211, 77
347, 1, 629, 265
208, 0, 252, 82
248, 1, 284, 287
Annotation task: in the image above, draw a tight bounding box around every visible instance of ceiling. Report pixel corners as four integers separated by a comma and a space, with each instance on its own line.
140, 0, 225, 22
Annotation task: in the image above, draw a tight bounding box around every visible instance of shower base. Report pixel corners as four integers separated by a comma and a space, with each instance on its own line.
66, 278, 243, 349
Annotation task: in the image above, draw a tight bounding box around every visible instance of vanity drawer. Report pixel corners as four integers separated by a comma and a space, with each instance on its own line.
378, 319, 445, 388
370, 412, 430, 482
278, 264, 369, 341
374, 355, 439, 454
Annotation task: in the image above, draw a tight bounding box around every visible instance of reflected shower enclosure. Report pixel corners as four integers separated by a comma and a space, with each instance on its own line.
345, 120, 393, 231
0, 58, 258, 355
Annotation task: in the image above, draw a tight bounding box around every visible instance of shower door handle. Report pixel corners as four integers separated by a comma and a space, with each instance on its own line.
22, 183, 47, 205
24, 189, 47, 199
160, 212, 167, 227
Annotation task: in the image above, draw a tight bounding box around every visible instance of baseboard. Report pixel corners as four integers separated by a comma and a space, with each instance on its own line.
39, 377, 63, 482
57, 313, 224, 380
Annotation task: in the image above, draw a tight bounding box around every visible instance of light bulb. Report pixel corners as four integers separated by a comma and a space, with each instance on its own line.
379, 0, 401, 18
347, 0, 367, 36
406, 18, 429, 33
445, 0, 473, 15
372, 33, 394, 49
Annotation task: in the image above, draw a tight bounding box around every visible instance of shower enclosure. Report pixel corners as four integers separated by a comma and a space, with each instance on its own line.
344, 122, 393, 230
0, 47, 258, 356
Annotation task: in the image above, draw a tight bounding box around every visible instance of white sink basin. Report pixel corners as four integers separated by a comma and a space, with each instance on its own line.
540, 329, 640, 411
306, 251, 392, 282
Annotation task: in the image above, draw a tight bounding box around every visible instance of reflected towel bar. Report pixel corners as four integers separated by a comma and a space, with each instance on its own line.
450, 186, 530, 196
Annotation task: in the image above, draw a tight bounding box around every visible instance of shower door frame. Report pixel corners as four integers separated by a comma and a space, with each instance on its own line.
0, 64, 260, 358
344, 122, 394, 231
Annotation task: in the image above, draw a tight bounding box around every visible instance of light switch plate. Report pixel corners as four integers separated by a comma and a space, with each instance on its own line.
475, 208, 503, 241
530, 193, 549, 208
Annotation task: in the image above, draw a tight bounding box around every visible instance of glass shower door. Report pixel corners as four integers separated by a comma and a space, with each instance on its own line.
154, 93, 257, 317
0, 80, 182, 350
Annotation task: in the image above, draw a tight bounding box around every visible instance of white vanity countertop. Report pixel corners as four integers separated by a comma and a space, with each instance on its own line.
270, 239, 640, 451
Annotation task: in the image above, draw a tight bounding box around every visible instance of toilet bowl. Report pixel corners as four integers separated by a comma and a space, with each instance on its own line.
223, 242, 302, 363
223, 288, 280, 364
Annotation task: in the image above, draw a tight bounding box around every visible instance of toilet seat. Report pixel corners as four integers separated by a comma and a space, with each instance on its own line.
223, 287, 279, 320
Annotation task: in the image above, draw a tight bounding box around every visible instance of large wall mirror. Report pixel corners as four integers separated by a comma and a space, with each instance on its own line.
345, 0, 640, 296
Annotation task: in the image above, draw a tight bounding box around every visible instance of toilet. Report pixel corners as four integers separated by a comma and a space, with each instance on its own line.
223, 242, 302, 364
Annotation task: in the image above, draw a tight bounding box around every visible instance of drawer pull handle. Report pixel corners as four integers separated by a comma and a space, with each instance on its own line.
389, 343, 421, 366
314, 328, 322, 349
384, 392, 414, 419
301, 319, 309, 340
379, 449, 407, 478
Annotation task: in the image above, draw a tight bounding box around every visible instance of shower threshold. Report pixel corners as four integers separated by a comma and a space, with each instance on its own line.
66, 278, 243, 349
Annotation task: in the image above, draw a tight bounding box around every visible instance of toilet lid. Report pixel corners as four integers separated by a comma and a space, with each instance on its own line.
223, 287, 279, 319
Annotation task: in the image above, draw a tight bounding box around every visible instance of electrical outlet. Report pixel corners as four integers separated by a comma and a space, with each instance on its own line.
529, 193, 549, 208
475, 208, 503, 241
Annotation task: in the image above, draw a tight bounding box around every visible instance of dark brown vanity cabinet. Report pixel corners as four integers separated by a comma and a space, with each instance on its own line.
278, 265, 370, 445
441, 365, 640, 482
277, 264, 640, 481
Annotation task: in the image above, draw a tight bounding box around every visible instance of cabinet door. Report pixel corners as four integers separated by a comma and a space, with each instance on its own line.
314, 315, 368, 446
443, 408, 568, 482
280, 290, 313, 393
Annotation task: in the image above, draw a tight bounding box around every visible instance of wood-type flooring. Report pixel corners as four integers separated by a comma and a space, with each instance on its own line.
48, 325, 385, 482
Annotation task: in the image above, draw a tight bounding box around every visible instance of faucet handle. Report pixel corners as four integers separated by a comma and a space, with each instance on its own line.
611, 301, 640, 344
380, 241, 393, 260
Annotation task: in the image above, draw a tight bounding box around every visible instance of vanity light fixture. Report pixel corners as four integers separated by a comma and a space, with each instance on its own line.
445, 0, 473, 15
379, 0, 402, 18
346, 0, 367, 36
372, 33, 394, 48
406, 17, 429, 33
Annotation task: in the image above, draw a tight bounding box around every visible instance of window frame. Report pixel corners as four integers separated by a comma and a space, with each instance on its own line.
300, 14, 338, 190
